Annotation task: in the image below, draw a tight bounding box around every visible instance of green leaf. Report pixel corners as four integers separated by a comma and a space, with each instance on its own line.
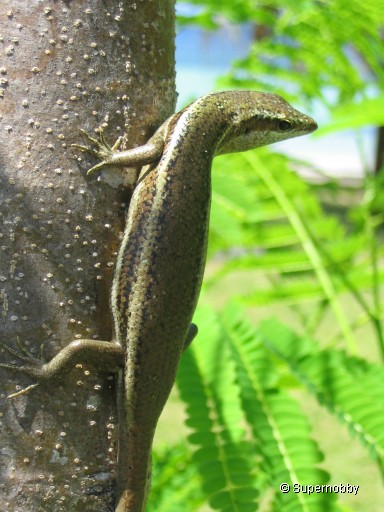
177, 306, 258, 511
221, 304, 340, 511
179, 304, 341, 511
316, 96, 384, 135
240, 151, 358, 353
259, 318, 384, 461
148, 443, 204, 512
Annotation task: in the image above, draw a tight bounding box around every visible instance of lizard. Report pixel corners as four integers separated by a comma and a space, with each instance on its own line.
0, 90, 317, 512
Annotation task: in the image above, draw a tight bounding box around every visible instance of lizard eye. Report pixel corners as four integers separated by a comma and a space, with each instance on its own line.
278, 120, 293, 132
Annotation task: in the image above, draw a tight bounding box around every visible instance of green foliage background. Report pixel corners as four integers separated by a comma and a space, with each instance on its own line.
148, 1, 384, 511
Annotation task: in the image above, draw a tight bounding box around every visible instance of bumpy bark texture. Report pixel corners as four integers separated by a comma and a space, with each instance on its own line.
0, 1, 176, 510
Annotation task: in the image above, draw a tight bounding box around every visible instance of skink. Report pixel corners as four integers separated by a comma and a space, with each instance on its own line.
1, 90, 317, 511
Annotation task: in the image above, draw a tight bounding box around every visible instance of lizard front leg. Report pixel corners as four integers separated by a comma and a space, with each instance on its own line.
72, 125, 166, 174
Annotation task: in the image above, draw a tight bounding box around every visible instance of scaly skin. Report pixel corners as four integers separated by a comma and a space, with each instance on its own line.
1, 91, 317, 511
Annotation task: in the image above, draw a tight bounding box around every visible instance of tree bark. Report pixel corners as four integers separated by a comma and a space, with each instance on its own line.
0, 1, 176, 510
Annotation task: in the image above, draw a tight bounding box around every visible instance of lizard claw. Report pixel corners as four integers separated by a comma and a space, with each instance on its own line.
5, 383, 39, 399
71, 128, 123, 175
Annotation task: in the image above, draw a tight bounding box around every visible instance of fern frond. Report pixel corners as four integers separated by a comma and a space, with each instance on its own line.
239, 267, 384, 308
177, 306, 258, 511
259, 318, 384, 461
179, 305, 342, 510
220, 304, 340, 511
148, 443, 204, 512
240, 151, 357, 354
208, 151, 382, 354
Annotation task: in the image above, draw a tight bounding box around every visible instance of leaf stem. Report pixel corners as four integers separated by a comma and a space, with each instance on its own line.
244, 152, 358, 354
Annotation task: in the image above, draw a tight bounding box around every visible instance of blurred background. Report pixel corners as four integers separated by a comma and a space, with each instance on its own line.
176, 3, 377, 181
149, 2, 384, 511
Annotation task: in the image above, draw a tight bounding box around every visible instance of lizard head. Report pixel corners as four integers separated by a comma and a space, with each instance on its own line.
215, 91, 317, 155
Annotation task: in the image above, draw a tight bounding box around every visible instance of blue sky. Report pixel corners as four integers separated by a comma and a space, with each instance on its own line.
174, 10, 375, 178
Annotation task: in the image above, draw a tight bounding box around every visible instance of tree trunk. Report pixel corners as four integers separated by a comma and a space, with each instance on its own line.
0, 1, 176, 510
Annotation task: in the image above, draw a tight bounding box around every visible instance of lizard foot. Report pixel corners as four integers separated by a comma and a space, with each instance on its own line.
72, 128, 123, 174
0, 338, 45, 398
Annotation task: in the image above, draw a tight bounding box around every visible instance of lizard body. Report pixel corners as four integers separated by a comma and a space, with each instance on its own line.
1, 91, 317, 511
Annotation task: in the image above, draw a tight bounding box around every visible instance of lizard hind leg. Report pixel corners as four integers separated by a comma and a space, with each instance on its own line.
0, 338, 125, 398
